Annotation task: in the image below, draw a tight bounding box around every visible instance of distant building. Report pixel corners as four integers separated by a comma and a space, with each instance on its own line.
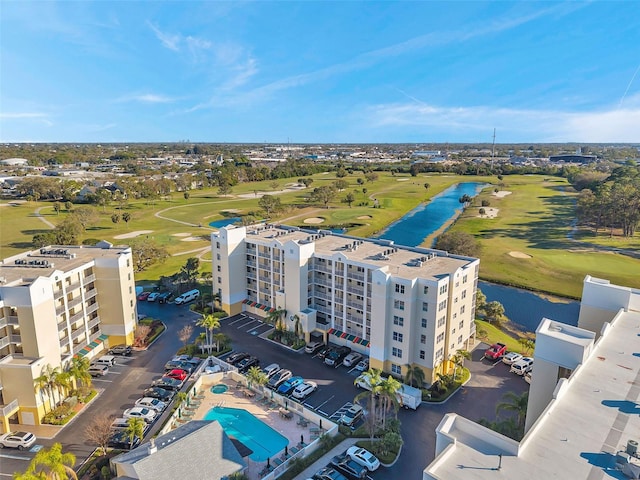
423, 275, 640, 480
0, 242, 137, 431
549, 154, 597, 164
111, 421, 247, 480
0, 158, 29, 166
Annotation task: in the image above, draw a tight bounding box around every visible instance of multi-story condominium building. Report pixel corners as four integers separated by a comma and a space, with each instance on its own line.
212, 224, 480, 384
0, 242, 137, 430
423, 276, 640, 480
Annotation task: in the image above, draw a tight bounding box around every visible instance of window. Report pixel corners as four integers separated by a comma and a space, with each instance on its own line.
423, 286, 429, 295
463, 275, 468, 283
437, 333, 445, 343
393, 299, 405, 310
422, 302, 429, 312
392, 347, 403, 358
393, 315, 404, 326
130, 300, 134, 307
420, 350, 425, 360
420, 334, 426, 344
391, 364, 401, 375
460, 305, 466, 314
454, 297, 458, 303
216, 242, 220, 249
217, 277, 221, 284
395, 284, 405, 294
128, 273, 131, 280
459, 320, 464, 329
451, 343, 455, 350
421, 318, 427, 328
216, 254, 221, 260
453, 313, 457, 319
217, 265, 221, 272
438, 300, 447, 311
438, 316, 446, 327
129, 286, 132, 294
393, 332, 403, 342
461, 290, 467, 299
458, 335, 463, 344
127, 259, 130, 267
436, 347, 444, 359
439, 284, 448, 294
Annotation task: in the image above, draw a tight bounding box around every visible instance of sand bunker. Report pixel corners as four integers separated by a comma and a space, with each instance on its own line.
509, 251, 532, 259
304, 217, 325, 224
357, 215, 372, 220
221, 209, 241, 214
478, 208, 499, 219
397, 178, 409, 181
113, 230, 153, 239
493, 190, 512, 198
172, 232, 191, 237
181, 237, 202, 242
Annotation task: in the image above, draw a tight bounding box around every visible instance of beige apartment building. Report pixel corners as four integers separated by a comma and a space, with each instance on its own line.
211, 224, 479, 384
0, 242, 137, 431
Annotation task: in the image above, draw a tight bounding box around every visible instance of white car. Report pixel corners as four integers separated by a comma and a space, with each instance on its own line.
524, 371, 532, 384
292, 381, 317, 399
502, 352, 523, 365
346, 446, 380, 471
262, 363, 281, 378
123, 407, 157, 423
343, 352, 363, 368
510, 357, 534, 375
354, 358, 369, 372
135, 397, 166, 412
0, 431, 36, 450
147, 292, 160, 302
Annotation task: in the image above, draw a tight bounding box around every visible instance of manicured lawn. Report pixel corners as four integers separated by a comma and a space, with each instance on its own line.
475, 320, 526, 353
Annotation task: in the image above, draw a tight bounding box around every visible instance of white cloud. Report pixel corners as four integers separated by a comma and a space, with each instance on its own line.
366, 100, 640, 143
117, 93, 176, 104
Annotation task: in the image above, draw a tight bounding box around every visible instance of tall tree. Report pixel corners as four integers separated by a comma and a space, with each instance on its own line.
258, 194, 281, 216
434, 231, 480, 257
354, 368, 383, 442
311, 185, 336, 208
245, 366, 268, 390
24, 442, 77, 480
404, 364, 425, 388
196, 314, 221, 354
496, 391, 529, 433
178, 325, 194, 349
451, 350, 471, 379
125, 418, 146, 450
377, 376, 401, 428
130, 238, 169, 272
344, 192, 355, 207
84, 414, 114, 456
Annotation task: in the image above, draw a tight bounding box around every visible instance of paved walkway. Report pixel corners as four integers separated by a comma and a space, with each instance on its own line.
34, 206, 55, 229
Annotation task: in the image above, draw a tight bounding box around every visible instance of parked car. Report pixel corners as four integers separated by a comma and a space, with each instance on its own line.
354, 358, 369, 372
123, 407, 156, 423
108, 344, 132, 356
146, 292, 160, 302
277, 376, 304, 395
174, 289, 200, 305
107, 430, 140, 450
0, 431, 36, 450
88, 364, 109, 377
305, 340, 324, 354
95, 355, 116, 366
502, 352, 523, 365
342, 352, 363, 367
165, 361, 194, 373
317, 345, 335, 360
236, 356, 260, 373
346, 446, 380, 471
325, 346, 352, 367
204, 365, 222, 374
292, 381, 317, 399
172, 355, 201, 366
340, 404, 364, 427
262, 363, 281, 378
137, 291, 150, 301
165, 369, 189, 381
268, 369, 292, 389
511, 357, 534, 375
158, 291, 173, 304
135, 397, 166, 412
484, 343, 507, 361
152, 377, 183, 391
313, 467, 348, 480
330, 452, 368, 479
226, 352, 250, 365
524, 371, 532, 384
110, 418, 131, 430
143, 386, 174, 402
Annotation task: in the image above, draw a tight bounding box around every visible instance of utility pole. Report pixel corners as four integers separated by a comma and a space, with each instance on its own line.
491, 128, 496, 170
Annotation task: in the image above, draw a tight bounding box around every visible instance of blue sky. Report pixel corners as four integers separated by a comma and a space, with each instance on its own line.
1, 1, 638, 144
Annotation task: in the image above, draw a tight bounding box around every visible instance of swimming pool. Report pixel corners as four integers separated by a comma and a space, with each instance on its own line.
205, 406, 288, 462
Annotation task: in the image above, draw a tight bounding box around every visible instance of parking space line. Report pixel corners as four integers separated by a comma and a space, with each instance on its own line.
228, 317, 247, 325
93, 379, 113, 383
235, 320, 256, 329
0, 454, 31, 462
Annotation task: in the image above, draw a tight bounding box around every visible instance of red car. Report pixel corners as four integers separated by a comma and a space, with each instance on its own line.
164, 369, 188, 381
484, 343, 507, 360
137, 291, 151, 301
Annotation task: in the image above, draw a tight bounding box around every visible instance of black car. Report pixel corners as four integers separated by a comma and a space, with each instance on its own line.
164, 361, 195, 373
317, 345, 335, 360
330, 453, 367, 479
158, 291, 173, 304
108, 344, 132, 356
152, 377, 183, 391
236, 356, 259, 373
313, 467, 348, 480
143, 386, 175, 402
226, 352, 250, 365
108, 430, 141, 450
325, 346, 352, 368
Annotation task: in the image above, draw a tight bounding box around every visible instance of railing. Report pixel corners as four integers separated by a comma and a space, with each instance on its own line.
71, 328, 86, 341
0, 399, 19, 417
66, 280, 82, 292
69, 310, 85, 324
58, 321, 67, 332
246, 260, 256, 267
0, 336, 9, 349
8, 316, 19, 325
9, 334, 21, 344
67, 296, 83, 310
347, 272, 365, 281
87, 317, 100, 330
85, 302, 99, 315
0, 318, 6, 329
83, 274, 96, 283
84, 286, 97, 299
346, 299, 364, 309
258, 274, 271, 282
258, 262, 270, 270
346, 286, 364, 295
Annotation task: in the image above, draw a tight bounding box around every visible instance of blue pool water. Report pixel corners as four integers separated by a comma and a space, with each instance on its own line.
210, 384, 229, 394
204, 406, 287, 461
209, 217, 242, 228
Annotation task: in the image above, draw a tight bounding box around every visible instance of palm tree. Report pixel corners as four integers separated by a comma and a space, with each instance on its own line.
34, 365, 60, 412
34, 374, 51, 415
212, 333, 228, 352
377, 376, 401, 429
125, 418, 146, 450
266, 307, 286, 327
68, 357, 92, 391
496, 391, 529, 433
25, 442, 77, 479
404, 364, 425, 388
245, 366, 268, 390
451, 350, 471, 380
354, 368, 382, 441
55, 371, 72, 400
292, 314, 302, 339
196, 314, 221, 354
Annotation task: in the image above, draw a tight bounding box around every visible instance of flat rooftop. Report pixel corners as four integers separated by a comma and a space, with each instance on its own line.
242, 224, 476, 280
0, 244, 130, 286
425, 309, 640, 479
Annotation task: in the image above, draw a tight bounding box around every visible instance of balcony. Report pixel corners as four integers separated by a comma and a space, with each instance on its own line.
85, 302, 99, 315
0, 399, 19, 417
258, 274, 271, 283
0, 336, 9, 349
71, 327, 86, 341
87, 316, 100, 330
67, 296, 83, 310
83, 273, 96, 283
84, 286, 97, 299
346, 272, 365, 281
258, 262, 270, 270
69, 310, 85, 324
246, 260, 256, 267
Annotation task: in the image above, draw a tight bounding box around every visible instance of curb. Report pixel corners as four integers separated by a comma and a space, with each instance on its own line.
133, 321, 167, 351
39, 388, 104, 439
381, 441, 404, 468
422, 372, 472, 406
258, 327, 306, 354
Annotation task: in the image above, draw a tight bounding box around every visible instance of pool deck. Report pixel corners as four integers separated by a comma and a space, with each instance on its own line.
179, 378, 317, 479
